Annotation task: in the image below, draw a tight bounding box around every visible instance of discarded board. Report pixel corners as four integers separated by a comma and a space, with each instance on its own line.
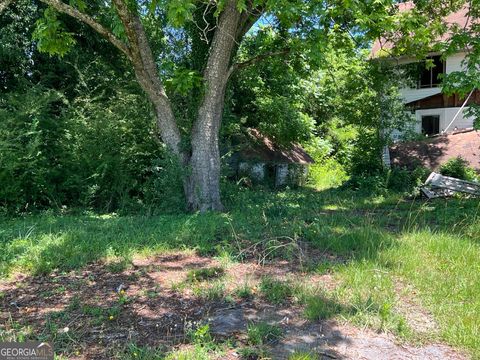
421, 172, 480, 198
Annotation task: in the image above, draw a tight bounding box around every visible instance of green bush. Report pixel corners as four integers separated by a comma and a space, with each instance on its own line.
439, 157, 478, 182
344, 166, 430, 195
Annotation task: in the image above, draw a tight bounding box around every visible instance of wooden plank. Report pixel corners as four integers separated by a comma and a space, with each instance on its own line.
421, 187, 441, 199
424, 172, 480, 195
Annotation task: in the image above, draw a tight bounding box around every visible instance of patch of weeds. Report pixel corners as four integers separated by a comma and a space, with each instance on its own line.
164, 345, 211, 360
259, 277, 292, 304
311, 260, 338, 275
168, 324, 224, 359
189, 324, 212, 345
186, 267, 225, 283
55, 285, 67, 294
106, 258, 131, 273
193, 281, 226, 301
288, 351, 319, 360
117, 289, 132, 305
235, 283, 254, 300
304, 296, 342, 321
66, 296, 81, 311
82, 305, 102, 316
171, 281, 188, 293
395, 316, 411, 339
126, 272, 140, 281
107, 306, 121, 321
82, 305, 105, 325
67, 279, 86, 291
0, 318, 33, 342
145, 290, 159, 298
215, 250, 236, 268
120, 343, 166, 360
238, 346, 269, 360
39, 290, 55, 299
379, 302, 392, 330
39, 317, 78, 355
247, 322, 282, 346
47, 310, 70, 322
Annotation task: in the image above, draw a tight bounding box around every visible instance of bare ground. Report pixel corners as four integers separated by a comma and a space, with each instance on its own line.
0, 252, 468, 359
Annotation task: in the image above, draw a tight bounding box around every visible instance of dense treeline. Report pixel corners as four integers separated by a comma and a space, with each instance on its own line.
0, 1, 168, 212
0, 1, 419, 214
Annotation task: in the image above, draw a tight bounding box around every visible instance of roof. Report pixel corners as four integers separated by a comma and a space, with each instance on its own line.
237, 129, 315, 165
371, 2, 471, 58
390, 129, 480, 171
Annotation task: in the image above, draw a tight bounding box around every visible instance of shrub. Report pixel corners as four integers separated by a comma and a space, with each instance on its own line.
344, 166, 430, 195
439, 157, 478, 181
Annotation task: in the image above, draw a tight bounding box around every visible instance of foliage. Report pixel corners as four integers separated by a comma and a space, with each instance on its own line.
2, 188, 480, 356
247, 322, 282, 346
439, 157, 478, 182
186, 267, 225, 283
33, 7, 76, 57
344, 166, 430, 195
0, 86, 71, 211
258, 277, 292, 304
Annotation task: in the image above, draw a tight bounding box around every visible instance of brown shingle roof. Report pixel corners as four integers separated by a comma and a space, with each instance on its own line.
238, 129, 314, 165
390, 129, 480, 171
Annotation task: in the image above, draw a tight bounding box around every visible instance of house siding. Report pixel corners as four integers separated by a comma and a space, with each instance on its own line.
414, 107, 474, 133
445, 52, 466, 74
393, 52, 475, 137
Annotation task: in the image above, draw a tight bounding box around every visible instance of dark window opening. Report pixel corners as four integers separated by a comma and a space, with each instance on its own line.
419, 56, 444, 88
422, 115, 440, 136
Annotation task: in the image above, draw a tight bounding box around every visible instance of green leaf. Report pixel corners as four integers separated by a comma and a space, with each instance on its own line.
32, 7, 76, 57
167, 0, 196, 27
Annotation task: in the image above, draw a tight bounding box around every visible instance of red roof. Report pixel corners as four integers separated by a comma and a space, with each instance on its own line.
371, 2, 471, 57
238, 129, 314, 165
390, 129, 480, 171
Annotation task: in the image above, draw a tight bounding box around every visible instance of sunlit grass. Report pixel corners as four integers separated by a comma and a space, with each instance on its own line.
1, 187, 479, 356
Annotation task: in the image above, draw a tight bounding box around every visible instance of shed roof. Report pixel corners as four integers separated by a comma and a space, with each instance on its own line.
238, 129, 314, 165
390, 129, 480, 171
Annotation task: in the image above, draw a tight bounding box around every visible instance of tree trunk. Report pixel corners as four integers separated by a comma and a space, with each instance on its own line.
24, 0, 264, 213
184, 0, 241, 212
187, 128, 224, 212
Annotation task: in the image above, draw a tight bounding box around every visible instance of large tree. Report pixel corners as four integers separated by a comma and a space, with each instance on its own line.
1, 0, 420, 211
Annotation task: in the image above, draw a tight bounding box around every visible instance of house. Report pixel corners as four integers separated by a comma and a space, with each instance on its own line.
371, 2, 479, 140
231, 128, 314, 187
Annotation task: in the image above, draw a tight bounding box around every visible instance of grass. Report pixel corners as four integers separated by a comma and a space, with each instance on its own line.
288, 351, 319, 360
186, 267, 225, 282
258, 277, 292, 304
1, 186, 480, 357
247, 322, 283, 345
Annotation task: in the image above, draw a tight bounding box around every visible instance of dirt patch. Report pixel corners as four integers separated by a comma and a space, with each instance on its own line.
0, 252, 468, 359
393, 278, 439, 335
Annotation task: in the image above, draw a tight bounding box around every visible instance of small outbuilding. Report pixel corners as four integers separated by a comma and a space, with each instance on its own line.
231, 129, 314, 187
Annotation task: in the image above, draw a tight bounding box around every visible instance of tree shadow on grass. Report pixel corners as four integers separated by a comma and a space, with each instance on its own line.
0, 253, 355, 359
0, 186, 477, 277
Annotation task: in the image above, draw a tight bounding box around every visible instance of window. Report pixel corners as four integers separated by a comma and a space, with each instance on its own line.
419, 56, 444, 88
422, 115, 440, 136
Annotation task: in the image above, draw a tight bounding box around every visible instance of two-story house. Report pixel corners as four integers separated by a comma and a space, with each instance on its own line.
372, 2, 479, 140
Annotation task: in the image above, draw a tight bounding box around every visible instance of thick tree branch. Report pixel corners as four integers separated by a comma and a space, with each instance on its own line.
39, 0, 131, 59
0, 0, 14, 14
111, 0, 165, 96
228, 48, 291, 77
111, 0, 183, 159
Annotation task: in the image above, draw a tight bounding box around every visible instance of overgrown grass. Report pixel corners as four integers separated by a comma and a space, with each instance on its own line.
1, 186, 480, 357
